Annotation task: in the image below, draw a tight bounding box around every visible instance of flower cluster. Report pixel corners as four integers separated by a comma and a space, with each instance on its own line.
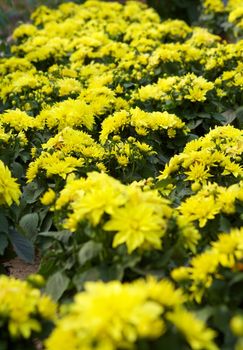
51, 171, 172, 253
158, 125, 243, 192
0, 0, 242, 349
45, 277, 217, 350
0, 275, 56, 346
172, 227, 243, 303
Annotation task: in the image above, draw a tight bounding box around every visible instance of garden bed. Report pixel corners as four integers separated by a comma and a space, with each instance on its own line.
0, 0, 242, 349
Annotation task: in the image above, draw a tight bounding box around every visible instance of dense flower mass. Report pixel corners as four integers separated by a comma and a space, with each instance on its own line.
172, 227, 243, 303
0, 0, 242, 349
45, 278, 218, 350
158, 125, 243, 190
0, 276, 56, 338
179, 181, 243, 228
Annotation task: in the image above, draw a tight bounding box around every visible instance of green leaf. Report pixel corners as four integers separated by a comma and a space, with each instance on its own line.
213, 114, 227, 123
45, 271, 70, 301
236, 107, 243, 129
78, 241, 102, 266
194, 306, 214, 322
22, 183, 44, 204
222, 110, 237, 125
219, 215, 231, 232
229, 273, 243, 287
40, 213, 53, 232
11, 162, 24, 180
73, 265, 124, 291
39, 230, 71, 244
7, 228, 34, 263
19, 213, 39, 241
0, 212, 8, 233
211, 305, 231, 333
187, 119, 203, 130
0, 233, 8, 255
73, 268, 101, 291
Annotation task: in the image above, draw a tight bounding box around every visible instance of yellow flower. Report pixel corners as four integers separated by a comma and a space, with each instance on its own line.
179, 190, 220, 227
0, 161, 21, 206
231, 315, 243, 336
45, 279, 166, 350
185, 162, 212, 183
0, 275, 56, 339
184, 75, 214, 102
176, 214, 201, 253
171, 228, 243, 302
57, 78, 82, 96
167, 308, 218, 350
171, 266, 191, 281
212, 229, 243, 267
105, 200, 165, 253
41, 188, 56, 205
203, 0, 225, 13
0, 109, 36, 131
104, 186, 172, 253
62, 172, 127, 229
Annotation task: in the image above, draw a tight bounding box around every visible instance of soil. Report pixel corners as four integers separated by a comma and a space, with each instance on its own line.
4, 256, 40, 279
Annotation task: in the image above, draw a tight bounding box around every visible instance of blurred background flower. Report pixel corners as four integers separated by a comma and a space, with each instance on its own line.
0, 0, 201, 40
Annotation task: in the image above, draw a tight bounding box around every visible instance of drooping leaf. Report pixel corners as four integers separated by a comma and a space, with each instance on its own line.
7, 228, 34, 263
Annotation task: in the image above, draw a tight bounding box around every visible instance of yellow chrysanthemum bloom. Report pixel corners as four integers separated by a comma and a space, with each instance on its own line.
41, 188, 56, 206
50, 172, 173, 253
167, 308, 218, 350
0, 161, 21, 206
158, 125, 243, 188
45, 278, 166, 350
179, 182, 243, 227
100, 107, 186, 144
58, 172, 127, 229
104, 187, 172, 253
0, 109, 36, 132
45, 277, 216, 350
57, 78, 82, 96
179, 188, 220, 227
202, 0, 225, 13
0, 275, 56, 338
172, 227, 243, 303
